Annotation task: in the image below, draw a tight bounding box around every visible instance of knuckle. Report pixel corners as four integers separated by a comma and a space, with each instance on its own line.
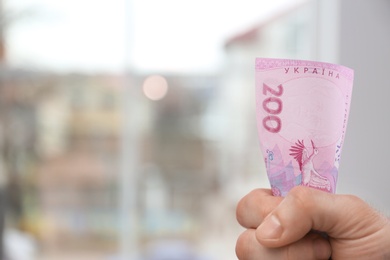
340, 194, 374, 217
342, 194, 364, 205
288, 186, 315, 210
340, 194, 387, 226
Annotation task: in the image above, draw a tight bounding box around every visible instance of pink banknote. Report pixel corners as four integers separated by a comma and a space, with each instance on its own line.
255, 58, 354, 196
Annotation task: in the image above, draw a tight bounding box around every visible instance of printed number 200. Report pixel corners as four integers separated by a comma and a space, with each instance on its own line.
262, 83, 283, 133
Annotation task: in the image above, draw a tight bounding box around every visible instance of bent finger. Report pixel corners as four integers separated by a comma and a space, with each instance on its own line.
236, 188, 283, 229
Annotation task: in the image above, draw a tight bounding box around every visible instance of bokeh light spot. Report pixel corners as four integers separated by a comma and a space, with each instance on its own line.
142, 75, 169, 101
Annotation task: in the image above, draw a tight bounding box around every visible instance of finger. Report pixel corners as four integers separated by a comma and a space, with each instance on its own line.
236, 229, 332, 260
236, 229, 264, 260
236, 189, 283, 229
255, 186, 389, 248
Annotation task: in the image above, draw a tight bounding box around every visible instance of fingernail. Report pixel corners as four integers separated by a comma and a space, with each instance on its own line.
313, 238, 332, 259
257, 215, 283, 240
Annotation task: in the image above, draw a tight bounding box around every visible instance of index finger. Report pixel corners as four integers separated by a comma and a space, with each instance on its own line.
236, 188, 283, 229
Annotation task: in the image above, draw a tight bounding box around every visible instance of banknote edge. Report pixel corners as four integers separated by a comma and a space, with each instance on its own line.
255, 57, 354, 81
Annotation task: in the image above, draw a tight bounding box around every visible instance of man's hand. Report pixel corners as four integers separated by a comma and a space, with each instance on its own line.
236, 186, 390, 259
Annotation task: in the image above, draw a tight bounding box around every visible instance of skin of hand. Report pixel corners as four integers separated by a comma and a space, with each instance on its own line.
235, 186, 390, 260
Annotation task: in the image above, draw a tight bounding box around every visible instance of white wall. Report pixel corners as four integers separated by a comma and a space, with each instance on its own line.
333, 0, 390, 212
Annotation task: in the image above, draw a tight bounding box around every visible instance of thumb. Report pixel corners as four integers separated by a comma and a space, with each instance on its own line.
255, 186, 387, 248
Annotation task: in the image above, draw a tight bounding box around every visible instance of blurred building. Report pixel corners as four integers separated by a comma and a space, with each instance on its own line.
24, 73, 124, 253
0, 69, 224, 257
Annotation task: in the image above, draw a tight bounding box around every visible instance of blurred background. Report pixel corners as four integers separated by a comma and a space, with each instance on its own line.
0, 0, 388, 259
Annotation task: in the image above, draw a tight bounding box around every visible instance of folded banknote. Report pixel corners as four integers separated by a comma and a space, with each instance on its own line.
255, 58, 354, 196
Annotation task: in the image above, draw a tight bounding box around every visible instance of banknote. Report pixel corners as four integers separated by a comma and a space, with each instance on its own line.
255, 58, 354, 196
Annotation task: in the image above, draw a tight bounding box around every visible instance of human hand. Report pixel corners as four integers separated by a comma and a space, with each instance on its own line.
236, 186, 390, 260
